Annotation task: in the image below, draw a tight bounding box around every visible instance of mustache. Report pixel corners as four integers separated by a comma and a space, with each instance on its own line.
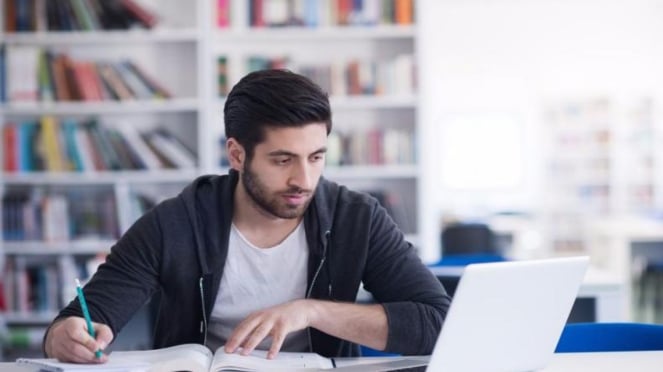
282, 187, 311, 195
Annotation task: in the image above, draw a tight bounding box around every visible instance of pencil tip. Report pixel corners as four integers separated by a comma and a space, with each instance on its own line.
75, 278, 81, 287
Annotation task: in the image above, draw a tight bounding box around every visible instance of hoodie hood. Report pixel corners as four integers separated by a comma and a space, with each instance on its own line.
179, 170, 340, 282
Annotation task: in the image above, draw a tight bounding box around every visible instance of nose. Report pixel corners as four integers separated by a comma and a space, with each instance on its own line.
288, 160, 314, 191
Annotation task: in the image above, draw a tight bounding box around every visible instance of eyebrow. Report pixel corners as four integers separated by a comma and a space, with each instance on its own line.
267, 147, 327, 157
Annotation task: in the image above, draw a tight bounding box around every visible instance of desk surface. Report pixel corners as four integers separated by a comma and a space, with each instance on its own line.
3, 351, 663, 371
542, 350, 663, 371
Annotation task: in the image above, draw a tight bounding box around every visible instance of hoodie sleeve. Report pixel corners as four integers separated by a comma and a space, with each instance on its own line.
45, 206, 163, 346
361, 202, 451, 355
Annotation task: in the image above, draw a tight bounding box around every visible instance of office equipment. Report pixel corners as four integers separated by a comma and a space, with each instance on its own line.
441, 222, 498, 256
555, 322, 663, 352
426, 256, 589, 372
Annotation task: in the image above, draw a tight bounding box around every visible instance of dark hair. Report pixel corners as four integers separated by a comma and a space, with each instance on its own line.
224, 69, 332, 159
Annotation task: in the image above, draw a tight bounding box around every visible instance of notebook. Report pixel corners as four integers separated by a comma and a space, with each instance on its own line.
334, 256, 590, 372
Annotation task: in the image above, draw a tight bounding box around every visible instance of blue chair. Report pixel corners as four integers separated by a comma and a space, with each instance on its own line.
555, 322, 663, 353
433, 253, 507, 267
359, 345, 400, 357
432, 223, 507, 296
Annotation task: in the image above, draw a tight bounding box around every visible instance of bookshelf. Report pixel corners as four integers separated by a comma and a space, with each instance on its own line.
0, 0, 421, 358
207, 0, 420, 242
542, 97, 663, 254
0, 0, 204, 358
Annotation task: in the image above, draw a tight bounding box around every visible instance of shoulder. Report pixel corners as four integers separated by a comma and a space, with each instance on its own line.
317, 177, 381, 211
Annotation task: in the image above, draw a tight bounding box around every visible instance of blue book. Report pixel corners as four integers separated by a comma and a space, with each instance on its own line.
63, 120, 84, 172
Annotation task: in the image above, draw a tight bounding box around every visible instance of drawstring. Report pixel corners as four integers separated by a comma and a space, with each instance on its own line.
199, 277, 208, 346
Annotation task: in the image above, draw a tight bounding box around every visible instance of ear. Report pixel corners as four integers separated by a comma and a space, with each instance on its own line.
226, 138, 245, 171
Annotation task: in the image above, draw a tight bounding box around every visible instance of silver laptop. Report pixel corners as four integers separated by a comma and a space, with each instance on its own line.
334, 256, 589, 372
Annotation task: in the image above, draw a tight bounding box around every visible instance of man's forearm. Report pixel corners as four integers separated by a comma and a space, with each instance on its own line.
307, 300, 388, 351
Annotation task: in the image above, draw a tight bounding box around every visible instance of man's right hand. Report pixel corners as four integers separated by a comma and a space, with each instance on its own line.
44, 316, 114, 363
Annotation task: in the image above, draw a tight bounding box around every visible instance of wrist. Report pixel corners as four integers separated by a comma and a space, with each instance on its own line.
301, 299, 324, 329
44, 319, 64, 357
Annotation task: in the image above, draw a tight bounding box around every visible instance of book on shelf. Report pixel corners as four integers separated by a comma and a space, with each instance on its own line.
243, 0, 415, 28
217, 56, 229, 97
241, 55, 416, 97
17, 343, 335, 372
3, 0, 159, 32
1, 187, 119, 241
2, 117, 196, 173
325, 128, 415, 167
0, 46, 6, 103
4, 46, 171, 103
216, 0, 230, 28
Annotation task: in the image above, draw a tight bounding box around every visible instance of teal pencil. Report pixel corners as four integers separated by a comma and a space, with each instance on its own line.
76, 278, 102, 359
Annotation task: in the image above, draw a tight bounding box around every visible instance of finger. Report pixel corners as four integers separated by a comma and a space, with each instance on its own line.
267, 329, 286, 359
225, 316, 261, 353
65, 326, 98, 354
94, 323, 114, 351
240, 322, 273, 356
64, 339, 102, 363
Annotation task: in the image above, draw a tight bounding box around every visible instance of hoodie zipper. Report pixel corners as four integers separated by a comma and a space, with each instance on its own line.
306, 230, 332, 352
199, 277, 208, 346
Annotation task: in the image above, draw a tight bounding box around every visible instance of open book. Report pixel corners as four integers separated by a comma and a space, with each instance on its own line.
17, 343, 335, 372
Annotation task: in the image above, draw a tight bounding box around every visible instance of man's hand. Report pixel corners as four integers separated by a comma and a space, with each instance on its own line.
224, 299, 311, 359
44, 316, 114, 363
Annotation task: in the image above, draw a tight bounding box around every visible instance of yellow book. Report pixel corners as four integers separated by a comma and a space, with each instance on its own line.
40, 116, 67, 172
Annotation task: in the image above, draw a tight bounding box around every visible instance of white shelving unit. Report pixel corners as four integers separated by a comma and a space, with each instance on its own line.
0, 0, 206, 357
205, 0, 421, 241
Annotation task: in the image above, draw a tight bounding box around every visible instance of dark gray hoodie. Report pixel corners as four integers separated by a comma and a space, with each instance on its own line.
50, 170, 450, 357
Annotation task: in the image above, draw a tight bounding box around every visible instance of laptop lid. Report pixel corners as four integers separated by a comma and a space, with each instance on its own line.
426, 256, 589, 372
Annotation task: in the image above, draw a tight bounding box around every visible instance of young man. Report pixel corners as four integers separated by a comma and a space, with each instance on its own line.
43, 70, 451, 363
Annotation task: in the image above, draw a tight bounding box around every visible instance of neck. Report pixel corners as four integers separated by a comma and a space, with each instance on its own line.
232, 178, 302, 248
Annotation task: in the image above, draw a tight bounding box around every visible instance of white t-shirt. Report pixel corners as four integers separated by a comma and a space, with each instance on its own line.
207, 221, 310, 352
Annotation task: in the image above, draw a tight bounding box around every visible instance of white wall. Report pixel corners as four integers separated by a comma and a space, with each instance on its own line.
418, 0, 663, 262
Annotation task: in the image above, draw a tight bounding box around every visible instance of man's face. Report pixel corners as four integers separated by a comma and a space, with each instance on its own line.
241, 123, 328, 219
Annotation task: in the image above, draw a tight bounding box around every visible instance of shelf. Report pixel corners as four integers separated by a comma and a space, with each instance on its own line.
214, 25, 415, 41
324, 165, 418, 179
4, 311, 58, 324
3, 240, 114, 255
1, 169, 198, 185
2, 29, 200, 45
330, 95, 417, 109
215, 96, 417, 110
0, 99, 200, 115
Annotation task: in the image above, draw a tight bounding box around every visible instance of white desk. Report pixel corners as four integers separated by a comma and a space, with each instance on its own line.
586, 216, 663, 320
3, 351, 663, 371
542, 350, 663, 371
429, 265, 625, 322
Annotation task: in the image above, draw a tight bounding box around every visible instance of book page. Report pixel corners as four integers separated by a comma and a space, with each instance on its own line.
16, 357, 150, 372
110, 343, 212, 372
211, 348, 334, 371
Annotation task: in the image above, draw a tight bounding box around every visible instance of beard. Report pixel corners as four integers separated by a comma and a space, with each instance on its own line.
241, 162, 313, 219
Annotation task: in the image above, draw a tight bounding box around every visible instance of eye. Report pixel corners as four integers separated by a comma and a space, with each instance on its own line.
311, 153, 325, 162
273, 157, 291, 165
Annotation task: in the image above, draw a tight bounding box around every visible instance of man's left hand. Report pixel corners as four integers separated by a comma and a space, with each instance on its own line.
224, 299, 311, 359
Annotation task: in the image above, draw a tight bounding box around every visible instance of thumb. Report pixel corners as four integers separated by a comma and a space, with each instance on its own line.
93, 323, 114, 350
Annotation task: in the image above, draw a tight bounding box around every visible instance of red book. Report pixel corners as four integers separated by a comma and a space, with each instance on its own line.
3, 123, 18, 172
120, 0, 158, 28
217, 0, 230, 28
252, 0, 264, 27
